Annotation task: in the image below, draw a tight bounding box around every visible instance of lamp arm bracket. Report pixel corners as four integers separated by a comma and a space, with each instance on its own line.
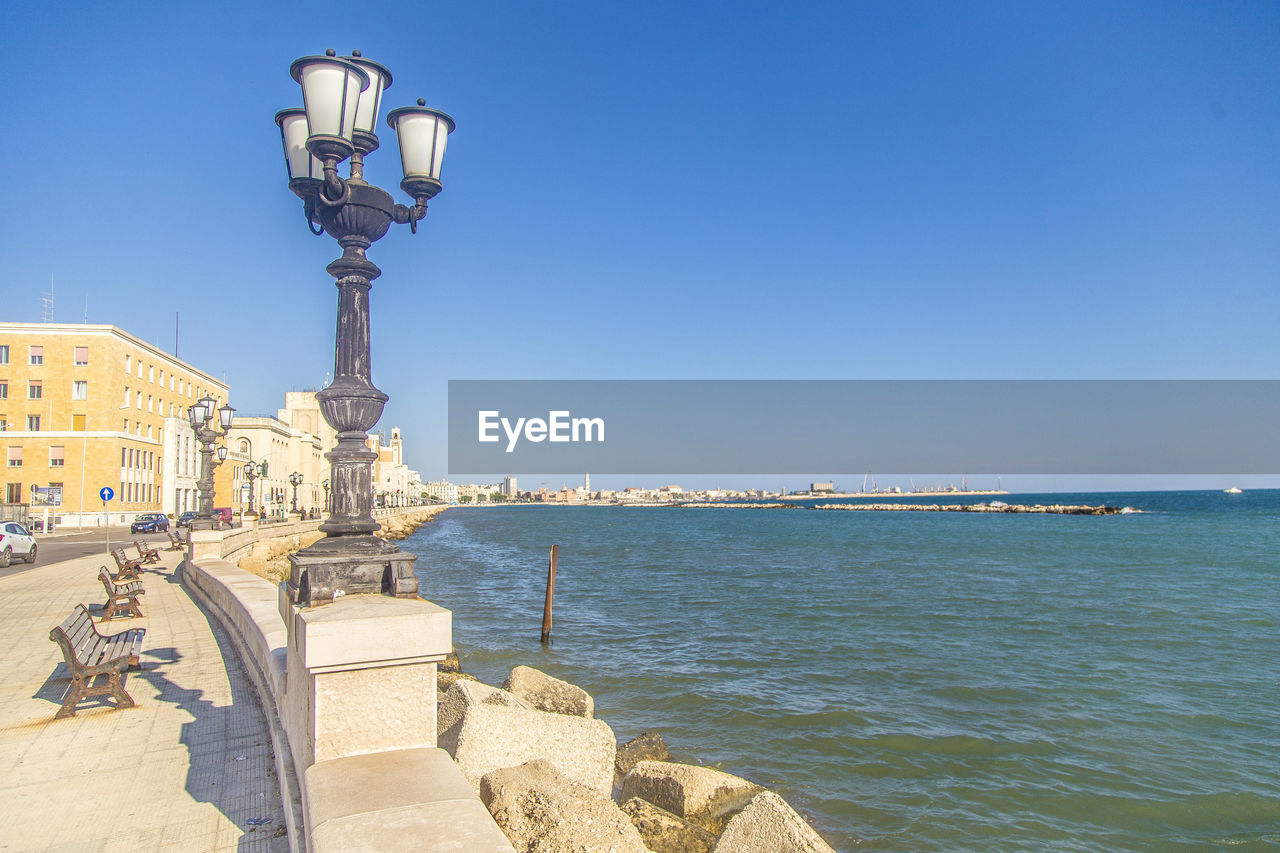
305, 196, 325, 235
393, 199, 429, 234
318, 163, 350, 208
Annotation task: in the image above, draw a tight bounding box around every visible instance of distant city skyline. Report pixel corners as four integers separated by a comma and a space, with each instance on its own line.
6, 2, 1278, 491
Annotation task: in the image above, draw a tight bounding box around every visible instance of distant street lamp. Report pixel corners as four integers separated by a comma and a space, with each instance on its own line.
276, 48, 453, 606
322, 478, 330, 513
289, 471, 304, 513
188, 397, 235, 529
244, 461, 266, 518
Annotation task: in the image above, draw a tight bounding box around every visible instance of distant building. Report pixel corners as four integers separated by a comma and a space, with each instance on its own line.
423, 480, 458, 503
811, 482, 835, 493
503, 475, 518, 497
0, 322, 228, 527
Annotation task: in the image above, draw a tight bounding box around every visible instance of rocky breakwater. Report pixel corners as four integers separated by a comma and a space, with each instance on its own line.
813, 502, 1137, 515
437, 661, 837, 853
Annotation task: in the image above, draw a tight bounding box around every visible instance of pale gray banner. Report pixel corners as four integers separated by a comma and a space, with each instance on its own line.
447, 380, 1279, 475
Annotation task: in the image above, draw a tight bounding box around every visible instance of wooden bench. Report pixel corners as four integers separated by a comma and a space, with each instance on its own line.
48, 604, 145, 718
111, 547, 143, 581
164, 530, 185, 550
98, 567, 145, 620
134, 539, 161, 564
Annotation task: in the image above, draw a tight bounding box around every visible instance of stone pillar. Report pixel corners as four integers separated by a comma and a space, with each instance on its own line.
188, 528, 225, 564
279, 590, 452, 774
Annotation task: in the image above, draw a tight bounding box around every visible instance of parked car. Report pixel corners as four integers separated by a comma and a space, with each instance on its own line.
0, 521, 37, 567
176, 511, 199, 529
131, 512, 170, 533
214, 507, 232, 524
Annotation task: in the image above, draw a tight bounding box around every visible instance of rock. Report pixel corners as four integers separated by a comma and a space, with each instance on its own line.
481, 760, 648, 853
439, 680, 616, 795
616, 731, 670, 776
620, 760, 762, 834
621, 797, 716, 853
440, 651, 463, 673
711, 791, 837, 853
438, 669, 481, 694
503, 665, 594, 718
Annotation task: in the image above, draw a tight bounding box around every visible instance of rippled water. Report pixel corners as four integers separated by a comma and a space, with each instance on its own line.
404, 490, 1280, 851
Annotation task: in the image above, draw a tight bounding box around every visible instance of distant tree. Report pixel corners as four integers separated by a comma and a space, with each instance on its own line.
490, 492, 505, 502
459, 495, 473, 504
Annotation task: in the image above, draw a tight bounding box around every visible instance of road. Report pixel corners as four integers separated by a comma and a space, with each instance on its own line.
0, 530, 176, 579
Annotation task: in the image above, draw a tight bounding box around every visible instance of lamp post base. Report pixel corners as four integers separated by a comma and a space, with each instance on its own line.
286, 534, 418, 607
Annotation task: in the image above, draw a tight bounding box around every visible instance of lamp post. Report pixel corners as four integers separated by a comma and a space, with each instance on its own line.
244, 461, 266, 518
188, 397, 235, 530
277, 49, 453, 606
322, 478, 330, 514
289, 471, 304, 514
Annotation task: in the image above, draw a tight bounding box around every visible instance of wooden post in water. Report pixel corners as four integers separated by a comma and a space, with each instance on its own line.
541, 545, 559, 644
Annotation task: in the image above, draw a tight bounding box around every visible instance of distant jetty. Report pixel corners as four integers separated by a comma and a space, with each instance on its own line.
666, 501, 1138, 515
812, 502, 1137, 515
785, 489, 1008, 500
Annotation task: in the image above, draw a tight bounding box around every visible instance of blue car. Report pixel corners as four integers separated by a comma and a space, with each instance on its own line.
130, 513, 170, 533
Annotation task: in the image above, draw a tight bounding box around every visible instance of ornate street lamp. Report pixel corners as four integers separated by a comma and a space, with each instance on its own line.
188, 399, 235, 529
276, 49, 454, 606
289, 471, 304, 513
244, 461, 260, 518
322, 478, 330, 513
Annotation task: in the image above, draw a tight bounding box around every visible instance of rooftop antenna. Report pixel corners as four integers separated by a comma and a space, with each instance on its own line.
83, 295, 89, 324
41, 278, 54, 322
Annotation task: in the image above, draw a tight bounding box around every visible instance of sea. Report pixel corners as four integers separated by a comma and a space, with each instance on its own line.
402, 490, 1279, 852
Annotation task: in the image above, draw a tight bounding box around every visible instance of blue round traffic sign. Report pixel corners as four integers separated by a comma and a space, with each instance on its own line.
100, 487, 114, 502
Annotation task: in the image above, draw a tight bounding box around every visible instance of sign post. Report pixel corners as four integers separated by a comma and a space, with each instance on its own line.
100, 487, 114, 554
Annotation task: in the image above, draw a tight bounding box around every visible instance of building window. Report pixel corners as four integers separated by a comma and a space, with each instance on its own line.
148, 395, 153, 412
149, 366, 154, 382
0, 418, 6, 432
26, 415, 39, 431
122, 419, 128, 432
170, 376, 175, 391
74, 346, 89, 366
7, 447, 21, 468
28, 382, 41, 400
49, 446, 64, 467
28, 346, 43, 365
5, 483, 19, 503
72, 414, 86, 431
0, 345, 8, 364
72, 380, 87, 400
158, 369, 164, 385
136, 390, 142, 409
0, 382, 6, 399
125, 354, 131, 373
137, 361, 143, 379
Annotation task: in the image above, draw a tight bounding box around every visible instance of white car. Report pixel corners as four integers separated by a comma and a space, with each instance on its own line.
0, 521, 37, 567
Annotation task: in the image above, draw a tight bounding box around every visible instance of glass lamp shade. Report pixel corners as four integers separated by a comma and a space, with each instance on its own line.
348, 54, 392, 136
199, 396, 218, 421
218, 403, 235, 430
289, 53, 370, 162
386, 100, 455, 199
217, 445, 228, 462
188, 404, 206, 427
275, 109, 326, 193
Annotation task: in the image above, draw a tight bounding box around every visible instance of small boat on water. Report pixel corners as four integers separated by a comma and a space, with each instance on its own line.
1224, 487, 1244, 494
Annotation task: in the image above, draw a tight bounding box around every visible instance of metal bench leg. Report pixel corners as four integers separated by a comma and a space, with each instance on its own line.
108, 672, 136, 710
56, 678, 87, 719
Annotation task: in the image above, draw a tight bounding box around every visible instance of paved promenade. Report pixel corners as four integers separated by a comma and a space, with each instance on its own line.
0, 543, 288, 852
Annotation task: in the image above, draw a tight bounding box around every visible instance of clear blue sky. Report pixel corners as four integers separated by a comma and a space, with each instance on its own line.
4, 1, 1277, 490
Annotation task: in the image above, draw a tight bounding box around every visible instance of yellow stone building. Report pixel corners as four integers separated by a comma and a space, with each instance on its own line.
0, 322, 228, 527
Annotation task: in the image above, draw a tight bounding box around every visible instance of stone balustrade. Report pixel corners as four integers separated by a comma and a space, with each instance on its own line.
181, 511, 513, 853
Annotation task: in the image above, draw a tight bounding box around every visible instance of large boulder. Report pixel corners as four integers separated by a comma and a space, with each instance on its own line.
439, 680, 615, 795
438, 669, 481, 694
620, 760, 762, 833
481, 760, 648, 853
711, 791, 837, 853
621, 797, 717, 853
616, 731, 671, 776
503, 665, 594, 718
